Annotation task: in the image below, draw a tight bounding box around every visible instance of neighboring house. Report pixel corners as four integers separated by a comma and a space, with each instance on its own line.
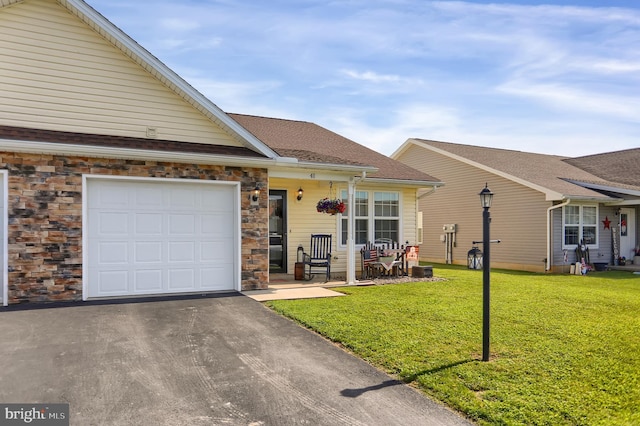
392, 139, 640, 273
0, 0, 440, 305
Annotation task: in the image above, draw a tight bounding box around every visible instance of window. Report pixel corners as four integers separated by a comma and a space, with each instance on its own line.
340, 190, 400, 245
563, 205, 598, 247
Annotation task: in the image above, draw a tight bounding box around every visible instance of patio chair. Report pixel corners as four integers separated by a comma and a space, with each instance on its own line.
303, 234, 332, 281
360, 241, 380, 279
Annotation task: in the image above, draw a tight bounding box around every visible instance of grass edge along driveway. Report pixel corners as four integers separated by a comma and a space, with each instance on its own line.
266, 265, 640, 425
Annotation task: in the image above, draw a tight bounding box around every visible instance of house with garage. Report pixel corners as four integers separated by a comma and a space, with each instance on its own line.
0, 0, 440, 305
392, 139, 639, 273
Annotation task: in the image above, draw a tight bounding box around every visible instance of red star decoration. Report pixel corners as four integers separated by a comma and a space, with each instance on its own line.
602, 216, 611, 229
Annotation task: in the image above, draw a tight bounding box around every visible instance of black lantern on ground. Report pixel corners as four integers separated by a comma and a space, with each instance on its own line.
479, 183, 494, 362
467, 246, 483, 270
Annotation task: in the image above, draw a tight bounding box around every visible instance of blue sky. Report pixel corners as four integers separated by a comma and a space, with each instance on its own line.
90, 0, 639, 157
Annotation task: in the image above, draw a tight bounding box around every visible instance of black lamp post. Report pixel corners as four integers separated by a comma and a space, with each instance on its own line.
479, 183, 494, 362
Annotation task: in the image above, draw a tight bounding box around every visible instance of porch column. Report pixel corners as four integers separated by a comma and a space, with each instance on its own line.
346, 178, 356, 284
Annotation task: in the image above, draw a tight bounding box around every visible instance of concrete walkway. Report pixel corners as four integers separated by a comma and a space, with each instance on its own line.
244, 286, 346, 301
0, 294, 473, 426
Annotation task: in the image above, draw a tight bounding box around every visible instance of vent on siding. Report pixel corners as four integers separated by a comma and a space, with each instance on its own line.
417, 211, 423, 244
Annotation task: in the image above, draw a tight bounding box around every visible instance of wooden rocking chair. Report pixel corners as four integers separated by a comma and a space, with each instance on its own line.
303, 234, 332, 281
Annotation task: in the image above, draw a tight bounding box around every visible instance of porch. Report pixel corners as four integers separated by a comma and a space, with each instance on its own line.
268, 273, 374, 289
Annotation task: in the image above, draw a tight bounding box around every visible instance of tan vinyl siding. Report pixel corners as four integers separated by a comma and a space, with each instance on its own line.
276, 179, 341, 274
398, 144, 549, 272
0, 0, 240, 146
270, 178, 417, 276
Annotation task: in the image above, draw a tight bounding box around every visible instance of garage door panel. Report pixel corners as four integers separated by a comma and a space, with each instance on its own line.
135, 187, 164, 209
98, 241, 129, 264
135, 242, 162, 263
201, 213, 234, 234
168, 269, 195, 289
98, 212, 129, 235
201, 266, 234, 290
97, 270, 129, 293
169, 214, 196, 235
169, 242, 195, 262
92, 183, 130, 208
202, 188, 234, 211
169, 188, 198, 210
87, 179, 238, 298
135, 213, 163, 235
134, 270, 164, 292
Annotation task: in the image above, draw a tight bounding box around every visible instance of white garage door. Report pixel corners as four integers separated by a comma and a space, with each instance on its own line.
86, 178, 238, 298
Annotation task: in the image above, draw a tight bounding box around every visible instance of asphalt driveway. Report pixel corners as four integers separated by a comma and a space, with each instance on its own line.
0, 293, 472, 425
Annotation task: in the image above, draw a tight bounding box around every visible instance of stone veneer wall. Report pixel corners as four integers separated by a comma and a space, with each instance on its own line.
2, 151, 268, 304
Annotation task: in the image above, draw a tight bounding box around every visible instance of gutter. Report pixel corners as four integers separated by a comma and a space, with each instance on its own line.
547, 199, 570, 271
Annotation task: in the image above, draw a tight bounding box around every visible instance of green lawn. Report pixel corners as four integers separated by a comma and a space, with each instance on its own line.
265, 265, 640, 425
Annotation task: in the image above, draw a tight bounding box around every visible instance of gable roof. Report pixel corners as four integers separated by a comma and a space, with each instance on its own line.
229, 114, 442, 185
394, 139, 633, 202
0, 0, 278, 159
564, 148, 640, 187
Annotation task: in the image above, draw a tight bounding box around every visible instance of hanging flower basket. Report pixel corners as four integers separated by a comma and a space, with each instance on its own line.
316, 198, 346, 215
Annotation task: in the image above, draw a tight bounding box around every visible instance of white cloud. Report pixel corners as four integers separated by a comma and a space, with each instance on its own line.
341, 70, 403, 84
159, 18, 200, 32
497, 80, 640, 121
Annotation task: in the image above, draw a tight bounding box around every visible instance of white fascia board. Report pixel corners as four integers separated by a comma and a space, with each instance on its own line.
604, 199, 640, 206
409, 139, 564, 201
362, 177, 444, 188
0, 139, 279, 168
62, 0, 279, 159
563, 195, 620, 203
269, 162, 377, 181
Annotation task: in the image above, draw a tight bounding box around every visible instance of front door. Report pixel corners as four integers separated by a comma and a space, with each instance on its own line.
269, 190, 287, 273
620, 208, 636, 261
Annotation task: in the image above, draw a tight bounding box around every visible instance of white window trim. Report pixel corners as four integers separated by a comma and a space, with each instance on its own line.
338, 189, 402, 249
562, 204, 599, 249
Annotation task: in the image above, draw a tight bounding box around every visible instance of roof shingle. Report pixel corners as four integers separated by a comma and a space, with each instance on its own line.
229, 114, 440, 183
564, 148, 640, 187
411, 139, 639, 199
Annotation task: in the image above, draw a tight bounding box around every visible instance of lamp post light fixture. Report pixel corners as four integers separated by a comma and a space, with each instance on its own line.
479, 183, 494, 362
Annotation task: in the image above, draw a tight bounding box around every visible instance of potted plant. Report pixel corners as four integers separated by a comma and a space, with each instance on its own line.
316, 198, 346, 215
633, 247, 640, 265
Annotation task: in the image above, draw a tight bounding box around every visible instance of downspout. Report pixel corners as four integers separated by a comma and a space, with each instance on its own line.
547, 199, 570, 272
347, 172, 366, 285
